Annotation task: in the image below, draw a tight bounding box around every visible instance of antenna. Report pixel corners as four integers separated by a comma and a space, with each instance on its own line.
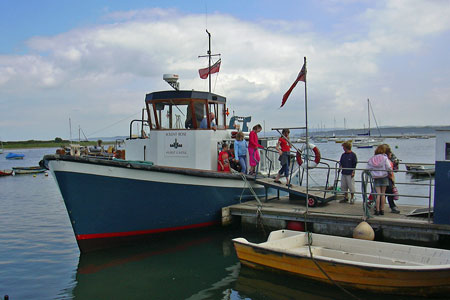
69, 118, 72, 143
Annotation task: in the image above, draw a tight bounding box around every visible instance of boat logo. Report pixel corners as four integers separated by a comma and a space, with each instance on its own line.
170, 139, 183, 149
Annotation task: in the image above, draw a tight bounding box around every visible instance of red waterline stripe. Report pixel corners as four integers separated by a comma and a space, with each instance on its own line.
76, 221, 218, 240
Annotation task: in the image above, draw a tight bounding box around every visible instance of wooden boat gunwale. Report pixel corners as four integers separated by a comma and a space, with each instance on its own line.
233, 230, 450, 295
233, 231, 450, 271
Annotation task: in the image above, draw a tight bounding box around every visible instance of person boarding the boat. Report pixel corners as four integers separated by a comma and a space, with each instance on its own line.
274, 129, 292, 187
339, 141, 357, 204
200, 112, 217, 130
367, 144, 392, 215
248, 124, 264, 175
218, 143, 231, 172
227, 144, 241, 172
234, 132, 248, 174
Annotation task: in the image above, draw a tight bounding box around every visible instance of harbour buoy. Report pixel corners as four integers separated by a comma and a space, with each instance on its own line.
353, 221, 374, 241
286, 221, 305, 231
33, 174, 37, 178
45, 172, 49, 177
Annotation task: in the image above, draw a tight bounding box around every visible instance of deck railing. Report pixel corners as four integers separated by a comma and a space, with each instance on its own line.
255, 149, 435, 221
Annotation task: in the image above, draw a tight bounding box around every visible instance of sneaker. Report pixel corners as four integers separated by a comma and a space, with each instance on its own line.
350, 198, 355, 204
339, 198, 349, 203
391, 207, 400, 214
274, 180, 281, 184
374, 210, 379, 216
380, 210, 384, 215
286, 183, 292, 187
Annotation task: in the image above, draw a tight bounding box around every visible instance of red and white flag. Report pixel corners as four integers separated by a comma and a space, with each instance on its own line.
199, 59, 221, 79
280, 63, 306, 108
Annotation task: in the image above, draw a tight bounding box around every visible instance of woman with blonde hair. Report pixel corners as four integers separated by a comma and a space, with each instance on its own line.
367, 144, 392, 215
234, 131, 248, 174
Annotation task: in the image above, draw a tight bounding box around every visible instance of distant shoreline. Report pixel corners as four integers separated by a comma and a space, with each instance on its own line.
1, 140, 113, 150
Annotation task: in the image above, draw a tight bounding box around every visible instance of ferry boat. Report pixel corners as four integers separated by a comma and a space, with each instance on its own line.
42, 76, 270, 252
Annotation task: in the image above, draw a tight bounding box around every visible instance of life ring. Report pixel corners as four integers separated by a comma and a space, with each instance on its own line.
296, 143, 321, 168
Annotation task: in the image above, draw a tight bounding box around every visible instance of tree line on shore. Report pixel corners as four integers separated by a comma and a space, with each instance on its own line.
1, 137, 105, 149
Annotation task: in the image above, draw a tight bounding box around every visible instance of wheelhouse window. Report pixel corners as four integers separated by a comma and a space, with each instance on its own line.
146, 99, 226, 130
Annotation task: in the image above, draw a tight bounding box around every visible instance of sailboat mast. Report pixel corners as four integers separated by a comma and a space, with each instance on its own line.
367, 98, 371, 136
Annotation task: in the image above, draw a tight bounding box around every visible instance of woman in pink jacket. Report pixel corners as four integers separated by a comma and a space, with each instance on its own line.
367, 144, 393, 216
248, 124, 264, 175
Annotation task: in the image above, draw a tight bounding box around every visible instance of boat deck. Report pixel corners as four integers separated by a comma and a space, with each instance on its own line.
226, 196, 450, 243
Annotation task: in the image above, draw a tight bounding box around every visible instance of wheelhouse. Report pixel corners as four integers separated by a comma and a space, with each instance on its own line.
145, 90, 227, 130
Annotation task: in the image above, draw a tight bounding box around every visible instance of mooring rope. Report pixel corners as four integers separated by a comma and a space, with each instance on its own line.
302, 204, 361, 300
231, 169, 266, 236
306, 232, 362, 300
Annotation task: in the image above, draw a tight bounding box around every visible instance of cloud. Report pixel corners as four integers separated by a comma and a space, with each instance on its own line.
0, 1, 449, 140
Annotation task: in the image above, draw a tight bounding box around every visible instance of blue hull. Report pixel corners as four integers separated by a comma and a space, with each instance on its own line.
53, 169, 262, 252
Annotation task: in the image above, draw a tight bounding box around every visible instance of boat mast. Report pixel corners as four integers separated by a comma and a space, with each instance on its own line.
367, 98, 371, 136
303, 57, 310, 214
198, 30, 220, 93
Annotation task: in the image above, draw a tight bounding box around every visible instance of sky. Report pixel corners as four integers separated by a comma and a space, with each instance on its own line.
1, 0, 450, 141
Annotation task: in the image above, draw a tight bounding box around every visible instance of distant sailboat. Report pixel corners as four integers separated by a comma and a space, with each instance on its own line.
353, 99, 383, 148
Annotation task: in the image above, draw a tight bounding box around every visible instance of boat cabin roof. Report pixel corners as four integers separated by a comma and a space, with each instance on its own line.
145, 90, 226, 103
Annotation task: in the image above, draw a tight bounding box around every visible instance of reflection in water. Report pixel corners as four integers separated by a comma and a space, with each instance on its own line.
72, 228, 240, 300
233, 265, 442, 300
70, 226, 436, 300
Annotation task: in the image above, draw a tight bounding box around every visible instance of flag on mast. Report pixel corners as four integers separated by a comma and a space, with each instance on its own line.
199, 59, 221, 79
280, 62, 306, 108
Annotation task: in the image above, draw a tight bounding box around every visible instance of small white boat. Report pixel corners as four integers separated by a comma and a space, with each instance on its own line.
312, 137, 328, 143
12, 166, 47, 175
405, 163, 435, 176
233, 230, 450, 296
353, 137, 383, 148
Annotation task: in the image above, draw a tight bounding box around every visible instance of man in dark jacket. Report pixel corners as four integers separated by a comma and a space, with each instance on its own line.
339, 141, 358, 204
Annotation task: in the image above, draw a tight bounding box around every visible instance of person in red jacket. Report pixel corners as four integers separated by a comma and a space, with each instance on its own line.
274, 128, 292, 187
248, 124, 264, 175
218, 143, 231, 172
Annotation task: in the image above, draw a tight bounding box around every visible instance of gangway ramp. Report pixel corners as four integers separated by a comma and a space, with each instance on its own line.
255, 177, 336, 207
